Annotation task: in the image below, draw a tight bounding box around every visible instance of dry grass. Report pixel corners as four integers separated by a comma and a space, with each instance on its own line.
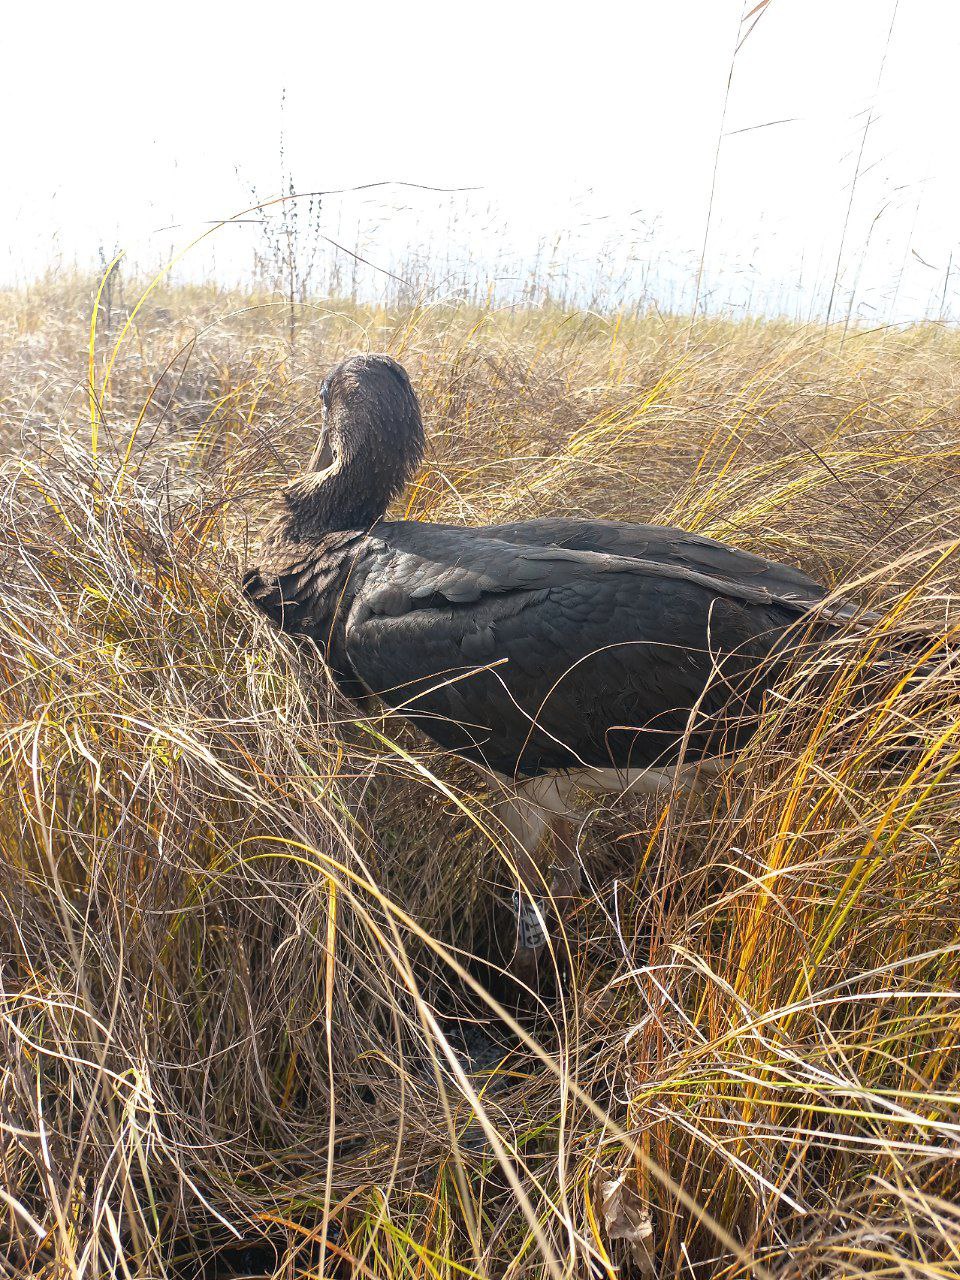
1, 272, 959, 1278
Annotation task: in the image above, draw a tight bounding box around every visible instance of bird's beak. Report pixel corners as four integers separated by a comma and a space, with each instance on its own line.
309, 429, 335, 473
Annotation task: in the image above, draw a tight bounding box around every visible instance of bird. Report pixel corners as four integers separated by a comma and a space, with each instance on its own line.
243, 353, 874, 977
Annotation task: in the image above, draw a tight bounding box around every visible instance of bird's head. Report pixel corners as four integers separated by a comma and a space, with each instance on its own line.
287, 353, 425, 535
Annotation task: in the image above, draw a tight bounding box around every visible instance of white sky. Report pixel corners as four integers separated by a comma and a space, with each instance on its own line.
4, 0, 959, 320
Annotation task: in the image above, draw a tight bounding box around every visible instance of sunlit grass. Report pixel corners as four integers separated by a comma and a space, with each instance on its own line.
0, 274, 958, 1276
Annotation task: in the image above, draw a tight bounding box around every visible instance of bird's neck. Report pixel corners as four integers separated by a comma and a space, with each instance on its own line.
284, 447, 411, 537
281, 398, 425, 540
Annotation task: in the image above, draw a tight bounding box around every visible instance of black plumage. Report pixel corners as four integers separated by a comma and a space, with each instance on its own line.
244, 354, 857, 781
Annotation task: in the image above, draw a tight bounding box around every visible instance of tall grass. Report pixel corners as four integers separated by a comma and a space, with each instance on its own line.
0, 275, 959, 1277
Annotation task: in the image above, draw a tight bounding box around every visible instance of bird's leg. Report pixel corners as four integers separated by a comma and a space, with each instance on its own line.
497, 776, 582, 982
507, 809, 551, 966
546, 814, 583, 915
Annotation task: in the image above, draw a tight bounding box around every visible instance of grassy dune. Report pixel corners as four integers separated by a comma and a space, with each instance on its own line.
1, 276, 959, 1277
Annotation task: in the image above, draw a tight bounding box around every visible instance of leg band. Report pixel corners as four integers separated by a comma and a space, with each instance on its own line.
512, 891, 549, 950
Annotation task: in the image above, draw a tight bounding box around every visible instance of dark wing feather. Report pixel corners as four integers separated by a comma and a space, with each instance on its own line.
341, 524, 822, 776
479, 517, 826, 603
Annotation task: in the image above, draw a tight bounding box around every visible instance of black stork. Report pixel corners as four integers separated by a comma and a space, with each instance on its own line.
243, 354, 868, 974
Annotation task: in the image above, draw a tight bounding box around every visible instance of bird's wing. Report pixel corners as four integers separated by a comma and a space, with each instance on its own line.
478, 517, 829, 604
342, 524, 821, 775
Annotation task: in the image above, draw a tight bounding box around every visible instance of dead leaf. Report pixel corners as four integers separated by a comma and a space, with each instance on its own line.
600, 1172, 656, 1276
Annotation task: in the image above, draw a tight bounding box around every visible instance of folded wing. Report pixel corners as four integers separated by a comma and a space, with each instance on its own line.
340, 524, 826, 776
